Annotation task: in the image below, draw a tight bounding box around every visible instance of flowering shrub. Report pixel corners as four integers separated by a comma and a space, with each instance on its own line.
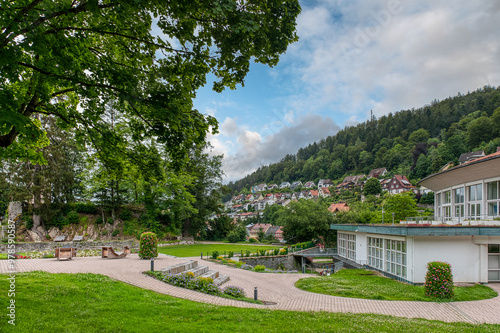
425, 261, 454, 299
139, 232, 158, 259
185, 271, 195, 278
223, 286, 246, 298
241, 264, 253, 270
161, 273, 221, 295
279, 249, 287, 255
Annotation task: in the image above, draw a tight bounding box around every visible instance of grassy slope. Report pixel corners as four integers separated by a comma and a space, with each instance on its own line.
1, 272, 499, 332
158, 244, 280, 257
295, 269, 498, 302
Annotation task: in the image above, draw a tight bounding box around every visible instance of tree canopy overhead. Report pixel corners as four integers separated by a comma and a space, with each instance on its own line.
0, 0, 301, 164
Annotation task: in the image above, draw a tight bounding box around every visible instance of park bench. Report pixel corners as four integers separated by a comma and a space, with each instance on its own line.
55, 247, 77, 261
73, 235, 84, 242
54, 235, 66, 242
101, 246, 130, 259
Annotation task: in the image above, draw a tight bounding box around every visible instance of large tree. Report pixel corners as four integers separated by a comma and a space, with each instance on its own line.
0, 0, 300, 165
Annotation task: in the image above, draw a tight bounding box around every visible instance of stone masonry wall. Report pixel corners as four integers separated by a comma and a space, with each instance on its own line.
240, 255, 300, 271
0, 240, 139, 253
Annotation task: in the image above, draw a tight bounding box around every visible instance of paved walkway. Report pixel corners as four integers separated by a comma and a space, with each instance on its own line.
1, 255, 499, 325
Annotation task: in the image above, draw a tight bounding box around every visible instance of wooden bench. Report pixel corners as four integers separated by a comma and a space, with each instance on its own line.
55, 247, 77, 261
101, 246, 130, 259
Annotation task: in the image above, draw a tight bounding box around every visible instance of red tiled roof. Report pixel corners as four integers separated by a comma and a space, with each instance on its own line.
328, 203, 349, 213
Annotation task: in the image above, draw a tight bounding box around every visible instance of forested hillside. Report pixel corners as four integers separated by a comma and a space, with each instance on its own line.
228, 86, 500, 194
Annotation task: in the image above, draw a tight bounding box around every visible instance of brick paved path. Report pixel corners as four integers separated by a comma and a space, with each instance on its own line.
1, 255, 499, 324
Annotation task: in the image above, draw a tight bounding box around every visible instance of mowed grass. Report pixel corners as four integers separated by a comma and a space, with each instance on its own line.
1, 272, 500, 332
158, 243, 280, 257
295, 269, 498, 302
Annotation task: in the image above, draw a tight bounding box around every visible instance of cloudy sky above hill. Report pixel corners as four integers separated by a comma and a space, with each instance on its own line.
194, 0, 500, 182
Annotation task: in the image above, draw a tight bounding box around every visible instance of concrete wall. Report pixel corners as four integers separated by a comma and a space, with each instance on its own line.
240, 255, 300, 270
412, 236, 482, 283
0, 240, 139, 253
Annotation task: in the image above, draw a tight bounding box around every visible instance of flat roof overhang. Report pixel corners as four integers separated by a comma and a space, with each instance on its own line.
330, 224, 500, 236
418, 154, 500, 191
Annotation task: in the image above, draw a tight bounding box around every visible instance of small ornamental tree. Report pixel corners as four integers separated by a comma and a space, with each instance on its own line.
424, 261, 454, 299
139, 232, 158, 259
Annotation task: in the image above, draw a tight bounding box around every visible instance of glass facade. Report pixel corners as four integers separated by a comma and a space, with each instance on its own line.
367, 237, 407, 279
489, 244, 500, 282
338, 232, 356, 261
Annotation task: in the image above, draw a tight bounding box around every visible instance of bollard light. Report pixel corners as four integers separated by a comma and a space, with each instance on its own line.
201, 252, 203, 259
254, 287, 258, 301
151, 258, 154, 272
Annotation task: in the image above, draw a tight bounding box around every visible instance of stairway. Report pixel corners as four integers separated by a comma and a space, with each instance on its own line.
160, 260, 229, 286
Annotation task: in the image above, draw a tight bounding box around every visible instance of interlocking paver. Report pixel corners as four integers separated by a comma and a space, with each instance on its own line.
1, 254, 499, 324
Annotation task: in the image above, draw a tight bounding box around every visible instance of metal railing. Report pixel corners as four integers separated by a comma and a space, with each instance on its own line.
404, 214, 500, 225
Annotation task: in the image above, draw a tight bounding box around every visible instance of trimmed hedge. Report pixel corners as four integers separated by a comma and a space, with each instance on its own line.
425, 261, 454, 299
139, 232, 158, 259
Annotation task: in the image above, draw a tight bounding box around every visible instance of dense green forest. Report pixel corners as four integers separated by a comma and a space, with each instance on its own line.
228, 86, 500, 195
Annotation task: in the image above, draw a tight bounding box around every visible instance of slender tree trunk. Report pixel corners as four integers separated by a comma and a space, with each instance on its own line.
32, 163, 45, 240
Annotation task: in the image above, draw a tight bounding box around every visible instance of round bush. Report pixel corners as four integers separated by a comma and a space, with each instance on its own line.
425, 261, 454, 299
254, 265, 266, 272
139, 232, 158, 259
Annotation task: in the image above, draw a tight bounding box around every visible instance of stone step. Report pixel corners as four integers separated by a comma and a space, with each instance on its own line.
161, 260, 197, 275
186, 265, 209, 277
200, 270, 219, 280
213, 274, 230, 286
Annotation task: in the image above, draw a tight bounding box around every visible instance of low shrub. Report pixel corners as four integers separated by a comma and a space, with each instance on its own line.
95, 216, 104, 225
139, 232, 158, 259
69, 203, 98, 214
248, 238, 258, 243
119, 208, 132, 221
112, 229, 119, 237
254, 265, 266, 272
161, 273, 221, 296
107, 218, 114, 225
228, 251, 234, 258
241, 264, 253, 270
236, 261, 245, 268
280, 249, 287, 255
222, 286, 246, 298
211, 250, 219, 260
245, 250, 251, 257
425, 261, 454, 299
258, 249, 267, 256
66, 211, 80, 224
273, 248, 280, 255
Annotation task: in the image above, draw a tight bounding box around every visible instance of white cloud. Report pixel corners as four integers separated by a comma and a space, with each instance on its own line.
283, 0, 500, 118
210, 114, 341, 182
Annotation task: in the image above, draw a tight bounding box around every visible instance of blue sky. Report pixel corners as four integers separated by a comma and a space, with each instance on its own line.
193, 0, 500, 182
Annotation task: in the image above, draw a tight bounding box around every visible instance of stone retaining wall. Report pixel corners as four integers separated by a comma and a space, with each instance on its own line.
240, 255, 300, 271
0, 240, 139, 253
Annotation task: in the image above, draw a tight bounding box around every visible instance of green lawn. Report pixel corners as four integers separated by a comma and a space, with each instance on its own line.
1, 272, 499, 332
158, 243, 280, 257
295, 269, 498, 302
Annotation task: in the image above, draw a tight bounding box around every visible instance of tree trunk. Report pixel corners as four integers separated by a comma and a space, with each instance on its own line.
32, 163, 46, 241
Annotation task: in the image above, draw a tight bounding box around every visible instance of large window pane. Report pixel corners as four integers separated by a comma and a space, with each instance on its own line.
488, 182, 498, 200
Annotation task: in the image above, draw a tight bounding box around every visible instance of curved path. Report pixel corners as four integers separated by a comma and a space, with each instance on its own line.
1, 255, 499, 325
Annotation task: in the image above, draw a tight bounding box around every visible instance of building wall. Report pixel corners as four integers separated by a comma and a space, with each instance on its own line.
412, 236, 483, 283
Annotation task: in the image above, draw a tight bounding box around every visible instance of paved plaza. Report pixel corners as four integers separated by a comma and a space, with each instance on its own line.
1, 254, 499, 324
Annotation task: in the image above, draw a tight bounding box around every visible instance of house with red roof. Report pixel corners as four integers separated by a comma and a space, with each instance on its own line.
328, 202, 350, 213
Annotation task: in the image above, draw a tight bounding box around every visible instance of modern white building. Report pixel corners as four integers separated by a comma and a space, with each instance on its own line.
419, 149, 500, 222
331, 149, 500, 284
